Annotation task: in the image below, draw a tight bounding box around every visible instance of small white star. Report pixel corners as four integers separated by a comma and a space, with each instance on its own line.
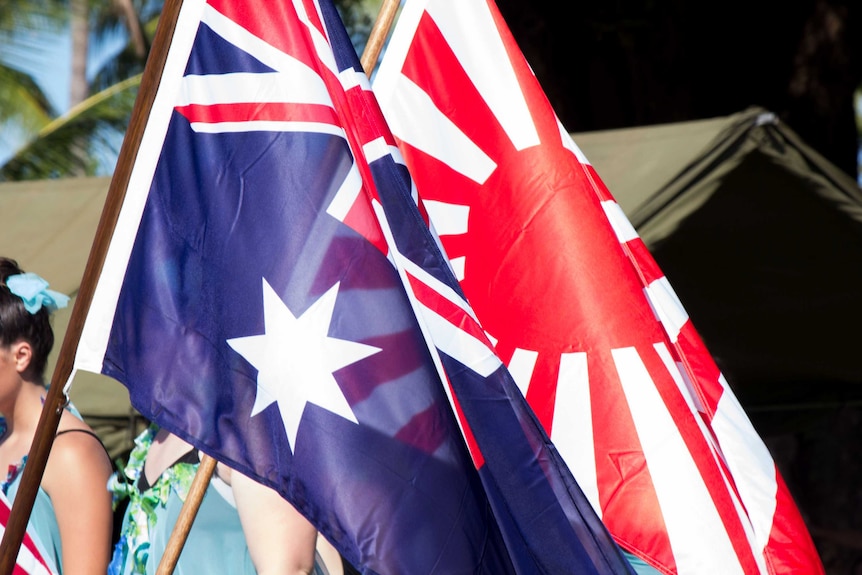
227, 278, 381, 452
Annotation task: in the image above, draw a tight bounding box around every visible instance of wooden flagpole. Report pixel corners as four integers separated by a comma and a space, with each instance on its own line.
0, 0, 185, 572
360, 0, 401, 76
154, 453, 217, 575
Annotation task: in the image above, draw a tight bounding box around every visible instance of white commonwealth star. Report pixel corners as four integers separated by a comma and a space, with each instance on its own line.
227, 278, 381, 452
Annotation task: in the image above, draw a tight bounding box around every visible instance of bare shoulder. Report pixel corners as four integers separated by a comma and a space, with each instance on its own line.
40, 413, 114, 574
43, 412, 112, 491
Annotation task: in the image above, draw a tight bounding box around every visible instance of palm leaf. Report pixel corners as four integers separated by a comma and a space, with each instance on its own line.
0, 0, 66, 34
0, 74, 141, 181
0, 64, 54, 128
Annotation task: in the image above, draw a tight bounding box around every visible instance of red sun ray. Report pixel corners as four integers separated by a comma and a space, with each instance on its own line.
523, 353, 560, 431
401, 13, 517, 161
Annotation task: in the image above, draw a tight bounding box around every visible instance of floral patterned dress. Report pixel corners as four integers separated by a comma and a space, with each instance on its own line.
109, 424, 328, 575
108, 424, 202, 575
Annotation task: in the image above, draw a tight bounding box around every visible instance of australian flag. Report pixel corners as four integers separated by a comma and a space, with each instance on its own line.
73, 0, 635, 573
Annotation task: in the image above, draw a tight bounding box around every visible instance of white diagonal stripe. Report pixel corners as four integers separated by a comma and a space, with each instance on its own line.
613, 346, 745, 575
420, 302, 502, 377
327, 162, 363, 221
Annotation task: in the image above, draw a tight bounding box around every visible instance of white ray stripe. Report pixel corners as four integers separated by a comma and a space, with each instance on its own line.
376, 75, 496, 185
427, 0, 539, 151
712, 379, 778, 565
656, 344, 707, 416
644, 276, 688, 343
327, 162, 363, 221
674, 359, 706, 412
656, 345, 724, 469
371, 0, 426, 96
507, 347, 538, 397
188, 121, 344, 136
601, 199, 639, 244
656, 343, 731, 478
178, 72, 330, 107
560, 121, 591, 164
551, 352, 600, 516
654, 344, 769, 574
484, 331, 497, 347
73, 0, 208, 382
423, 200, 469, 237
449, 256, 465, 281
612, 346, 745, 575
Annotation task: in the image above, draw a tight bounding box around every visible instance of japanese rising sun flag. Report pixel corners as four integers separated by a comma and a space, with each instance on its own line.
69, 0, 636, 572
372, 0, 825, 573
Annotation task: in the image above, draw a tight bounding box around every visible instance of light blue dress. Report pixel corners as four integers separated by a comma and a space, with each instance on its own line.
5, 474, 62, 574
1, 404, 96, 575
622, 550, 664, 574
109, 425, 328, 575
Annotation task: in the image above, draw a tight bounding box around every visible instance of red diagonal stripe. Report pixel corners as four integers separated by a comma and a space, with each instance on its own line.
205, 0, 318, 73
406, 271, 492, 349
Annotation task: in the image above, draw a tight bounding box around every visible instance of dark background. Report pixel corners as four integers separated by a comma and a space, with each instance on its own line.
495, 0, 862, 180
491, 1, 862, 572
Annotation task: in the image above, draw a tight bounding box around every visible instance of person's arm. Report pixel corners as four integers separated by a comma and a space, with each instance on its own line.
230, 469, 319, 575
42, 429, 114, 575
316, 534, 345, 575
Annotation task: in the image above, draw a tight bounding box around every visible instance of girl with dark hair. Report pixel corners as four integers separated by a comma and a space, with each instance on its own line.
0, 257, 113, 574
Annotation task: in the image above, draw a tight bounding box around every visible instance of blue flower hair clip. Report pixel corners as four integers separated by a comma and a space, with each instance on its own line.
6, 272, 70, 314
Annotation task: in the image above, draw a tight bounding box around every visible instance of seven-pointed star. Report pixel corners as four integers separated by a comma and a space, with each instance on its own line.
227, 278, 381, 452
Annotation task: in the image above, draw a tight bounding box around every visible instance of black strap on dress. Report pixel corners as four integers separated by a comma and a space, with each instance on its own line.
136, 448, 200, 493
55, 427, 112, 460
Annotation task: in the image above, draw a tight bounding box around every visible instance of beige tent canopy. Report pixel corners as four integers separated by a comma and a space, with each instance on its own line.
0, 176, 145, 460
571, 106, 862, 433
2, 106, 861, 458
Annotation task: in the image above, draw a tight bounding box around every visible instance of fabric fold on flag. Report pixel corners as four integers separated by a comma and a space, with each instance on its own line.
72, 0, 635, 573
372, 1, 825, 574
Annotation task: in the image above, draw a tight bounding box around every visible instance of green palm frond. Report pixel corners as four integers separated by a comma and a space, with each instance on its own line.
90, 11, 160, 94
0, 74, 141, 181
0, 64, 55, 128
0, 0, 66, 34
90, 41, 148, 92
